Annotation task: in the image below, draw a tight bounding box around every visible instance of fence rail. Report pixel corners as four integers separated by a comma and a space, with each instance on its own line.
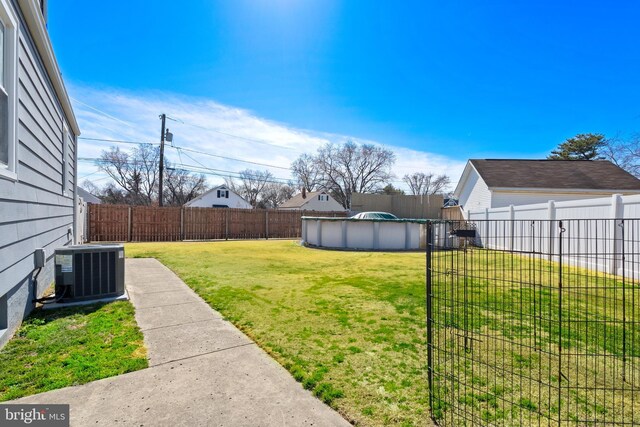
87, 204, 346, 242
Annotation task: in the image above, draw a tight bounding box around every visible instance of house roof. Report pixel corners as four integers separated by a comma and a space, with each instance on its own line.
77, 187, 101, 204
279, 191, 326, 208
184, 185, 251, 207
468, 159, 640, 191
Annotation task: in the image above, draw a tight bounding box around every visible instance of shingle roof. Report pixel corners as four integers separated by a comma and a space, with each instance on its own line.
278, 191, 323, 208
470, 159, 640, 190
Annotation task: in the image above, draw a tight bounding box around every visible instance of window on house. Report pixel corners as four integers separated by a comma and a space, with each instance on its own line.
0, 5, 16, 179
318, 194, 329, 202
0, 20, 8, 167
217, 189, 229, 198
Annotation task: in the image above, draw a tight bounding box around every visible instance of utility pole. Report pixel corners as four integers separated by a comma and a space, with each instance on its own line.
158, 113, 166, 207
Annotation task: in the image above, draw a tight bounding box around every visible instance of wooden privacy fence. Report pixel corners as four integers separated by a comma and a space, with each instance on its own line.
87, 204, 347, 242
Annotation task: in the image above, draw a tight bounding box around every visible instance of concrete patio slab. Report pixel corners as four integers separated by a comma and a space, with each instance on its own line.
11, 258, 350, 427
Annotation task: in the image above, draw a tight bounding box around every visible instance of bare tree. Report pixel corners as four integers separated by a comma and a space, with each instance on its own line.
97, 144, 207, 205
403, 172, 451, 195
98, 183, 129, 204
259, 182, 296, 209
291, 141, 396, 209
226, 169, 274, 208
80, 179, 101, 197
291, 154, 321, 192
98, 145, 160, 205
602, 134, 640, 178
163, 166, 208, 206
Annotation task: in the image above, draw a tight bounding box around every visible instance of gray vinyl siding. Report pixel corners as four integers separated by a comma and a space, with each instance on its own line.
0, 0, 77, 347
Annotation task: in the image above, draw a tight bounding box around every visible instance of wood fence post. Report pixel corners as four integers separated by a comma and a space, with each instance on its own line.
127, 206, 132, 242
225, 209, 229, 240
87, 203, 92, 242
265, 210, 269, 240
180, 207, 185, 241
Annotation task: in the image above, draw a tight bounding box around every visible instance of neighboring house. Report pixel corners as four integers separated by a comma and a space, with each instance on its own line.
0, 1, 80, 347
184, 185, 252, 209
454, 159, 640, 214
279, 190, 345, 211
77, 186, 101, 204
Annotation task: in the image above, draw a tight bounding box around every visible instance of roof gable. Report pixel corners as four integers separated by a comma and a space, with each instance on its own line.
279, 191, 329, 208
468, 159, 640, 191
184, 185, 251, 207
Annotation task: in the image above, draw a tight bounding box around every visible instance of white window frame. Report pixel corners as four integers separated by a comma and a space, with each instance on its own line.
0, 0, 17, 181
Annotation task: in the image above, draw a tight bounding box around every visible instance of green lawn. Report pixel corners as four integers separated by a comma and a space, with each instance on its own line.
125, 240, 640, 426
0, 301, 147, 402
127, 240, 428, 426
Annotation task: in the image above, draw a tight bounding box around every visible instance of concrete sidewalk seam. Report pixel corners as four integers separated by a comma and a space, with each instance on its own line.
149, 342, 257, 368
129, 288, 191, 295
140, 317, 218, 332
133, 300, 200, 310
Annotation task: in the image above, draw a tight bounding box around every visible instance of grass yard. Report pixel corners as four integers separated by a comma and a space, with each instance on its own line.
0, 301, 147, 402
127, 240, 428, 426
126, 240, 640, 426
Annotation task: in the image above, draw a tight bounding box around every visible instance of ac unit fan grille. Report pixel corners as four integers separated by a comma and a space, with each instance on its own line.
73, 251, 117, 299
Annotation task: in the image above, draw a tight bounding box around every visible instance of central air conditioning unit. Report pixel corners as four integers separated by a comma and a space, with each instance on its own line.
54, 244, 125, 303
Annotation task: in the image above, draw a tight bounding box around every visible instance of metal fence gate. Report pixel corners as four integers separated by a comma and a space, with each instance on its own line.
426, 219, 640, 426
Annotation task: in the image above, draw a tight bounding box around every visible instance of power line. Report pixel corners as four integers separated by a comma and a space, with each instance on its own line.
79, 136, 159, 145
70, 97, 136, 128
78, 136, 291, 170
77, 157, 293, 184
168, 145, 290, 170
175, 151, 292, 184
167, 115, 301, 152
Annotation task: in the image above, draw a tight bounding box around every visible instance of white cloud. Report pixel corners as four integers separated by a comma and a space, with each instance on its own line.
71, 85, 466, 192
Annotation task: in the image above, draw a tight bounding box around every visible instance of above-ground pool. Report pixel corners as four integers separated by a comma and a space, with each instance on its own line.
301, 216, 428, 250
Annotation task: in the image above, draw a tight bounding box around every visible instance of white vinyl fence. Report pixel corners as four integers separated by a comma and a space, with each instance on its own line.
464, 194, 640, 276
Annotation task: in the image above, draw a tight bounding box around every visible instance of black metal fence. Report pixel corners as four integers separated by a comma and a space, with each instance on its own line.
426, 219, 640, 426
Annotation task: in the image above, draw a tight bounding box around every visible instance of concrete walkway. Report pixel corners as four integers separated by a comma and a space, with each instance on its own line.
13, 258, 350, 427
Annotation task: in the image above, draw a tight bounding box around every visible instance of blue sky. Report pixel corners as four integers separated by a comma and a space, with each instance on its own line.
48, 1, 640, 188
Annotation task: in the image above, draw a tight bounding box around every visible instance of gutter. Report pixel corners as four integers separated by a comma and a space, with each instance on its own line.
488, 187, 640, 194
17, 0, 80, 135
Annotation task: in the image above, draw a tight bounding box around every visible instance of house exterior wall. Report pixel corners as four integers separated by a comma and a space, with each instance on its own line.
301, 194, 344, 211
458, 169, 492, 211
186, 188, 252, 209
490, 190, 626, 209
280, 194, 345, 211
0, 0, 78, 347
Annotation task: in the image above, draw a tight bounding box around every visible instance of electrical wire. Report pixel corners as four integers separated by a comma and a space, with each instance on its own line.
78, 157, 293, 184
72, 99, 421, 186
79, 137, 290, 170
79, 136, 159, 145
